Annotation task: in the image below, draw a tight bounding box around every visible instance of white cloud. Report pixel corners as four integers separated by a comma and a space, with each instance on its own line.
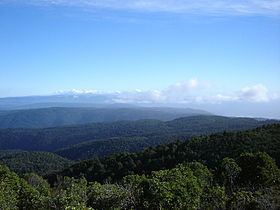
168, 79, 199, 91
206, 84, 278, 104
4, 0, 280, 16
162, 78, 210, 103
55, 81, 278, 104
55, 89, 100, 95
238, 84, 270, 102
112, 89, 166, 103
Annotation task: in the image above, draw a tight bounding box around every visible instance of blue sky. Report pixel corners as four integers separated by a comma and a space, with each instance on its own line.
0, 0, 279, 108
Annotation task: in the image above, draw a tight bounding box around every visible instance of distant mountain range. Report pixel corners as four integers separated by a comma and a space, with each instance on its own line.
0, 93, 145, 110
0, 115, 277, 160
1, 94, 280, 119
0, 94, 118, 110
0, 106, 211, 128
0, 94, 278, 168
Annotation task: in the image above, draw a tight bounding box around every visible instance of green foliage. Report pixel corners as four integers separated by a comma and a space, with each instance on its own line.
0, 150, 74, 175
200, 186, 227, 210
0, 164, 92, 210
0, 164, 48, 210
0, 178, 18, 210
24, 173, 51, 197
0, 124, 280, 210
121, 163, 213, 209
237, 152, 280, 188
51, 177, 88, 210
226, 189, 280, 210
145, 165, 203, 209
186, 161, 213, 186
0, 165, 21, 209
17, 179, 46, 210
228, 190, 256, 210
87, 182, 128, 209
1, 152, 280, 210
221, 157, 241, 195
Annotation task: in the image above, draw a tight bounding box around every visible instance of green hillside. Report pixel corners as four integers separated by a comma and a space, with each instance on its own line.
0, 150, 73, 175
0, 115, 276, 154
55, 136, 171, 160
46, 124, 280, 184
1, 124, 279, 210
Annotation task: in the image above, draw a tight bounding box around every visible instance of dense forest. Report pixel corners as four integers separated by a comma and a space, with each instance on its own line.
56, 136, 158, 160
0, 120, 279, 209
0, 115, 276, 156
0, 150, 73, 175
1, 151, 279, 209
47, 124, 280, 184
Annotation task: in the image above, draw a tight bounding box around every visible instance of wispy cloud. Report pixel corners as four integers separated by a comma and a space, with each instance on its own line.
56, 80, 279, 104
3, 0, 280, 16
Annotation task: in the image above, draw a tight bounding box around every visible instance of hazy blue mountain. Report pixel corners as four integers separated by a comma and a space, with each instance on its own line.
0, 107, 211, 128
0, 93, 147, 110
55, 116, 278, 160
1, 94, 279, 119
0, 94, 116, 109
0, 115, 276, 155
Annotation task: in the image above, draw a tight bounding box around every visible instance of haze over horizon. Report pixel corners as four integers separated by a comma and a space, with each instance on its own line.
0, 0, 279, 118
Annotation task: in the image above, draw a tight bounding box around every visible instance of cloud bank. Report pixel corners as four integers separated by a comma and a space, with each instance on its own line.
238, 84, 270, 102
3, 0, 280, 16
57, 79, 279, 104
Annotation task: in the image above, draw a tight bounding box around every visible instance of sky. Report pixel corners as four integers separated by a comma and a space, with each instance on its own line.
0, 0, 280, 117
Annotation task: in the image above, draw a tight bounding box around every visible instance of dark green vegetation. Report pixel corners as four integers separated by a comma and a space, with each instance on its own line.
0, 106, 210, 128
0, 115, 276, 160
1, 151, 280, 209
0, 124, 279, 209
0, 150, 73, 175
0, 114, 279, 209
56, 136, 158, 160
47, 124, 280, 184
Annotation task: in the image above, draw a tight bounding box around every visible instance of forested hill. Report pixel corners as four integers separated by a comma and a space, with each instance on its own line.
0, 115, 276, 153
0, 106, 211, 128
0, 150, 73, 175
47, 123, 280, 184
